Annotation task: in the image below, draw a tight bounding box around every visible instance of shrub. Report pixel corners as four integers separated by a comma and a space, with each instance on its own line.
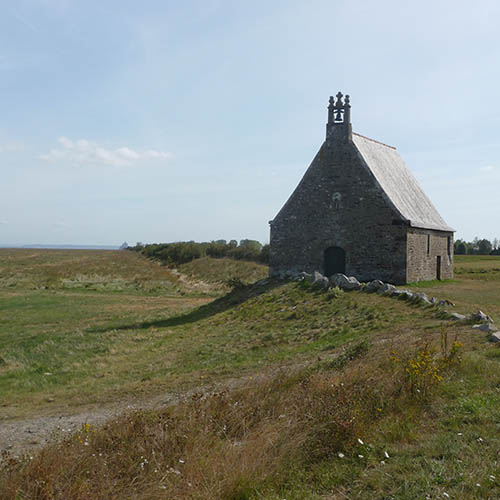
130, 239, 270, 267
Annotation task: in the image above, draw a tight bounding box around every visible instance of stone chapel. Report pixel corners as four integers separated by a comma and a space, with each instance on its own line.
269, 93, 454, 284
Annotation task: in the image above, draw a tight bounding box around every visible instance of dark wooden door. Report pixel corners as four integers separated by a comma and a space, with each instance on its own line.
436, 255, 441, 280
324, 246, 346, 277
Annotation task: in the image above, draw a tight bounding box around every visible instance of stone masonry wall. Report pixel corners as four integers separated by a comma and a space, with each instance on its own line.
407, 228, 454, 282
269, 136, 408, 284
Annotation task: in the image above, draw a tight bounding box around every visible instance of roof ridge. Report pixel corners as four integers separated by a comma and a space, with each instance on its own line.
353, 132, 396, 150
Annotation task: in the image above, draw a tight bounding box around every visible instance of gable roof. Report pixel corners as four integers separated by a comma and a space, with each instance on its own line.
352, 133, 454, 232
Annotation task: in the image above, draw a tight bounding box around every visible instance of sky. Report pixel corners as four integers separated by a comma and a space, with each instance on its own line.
1, 0, 500, 246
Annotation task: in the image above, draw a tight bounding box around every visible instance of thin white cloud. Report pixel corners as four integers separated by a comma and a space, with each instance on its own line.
480, 165, 497, 172
40, 137, 173, 167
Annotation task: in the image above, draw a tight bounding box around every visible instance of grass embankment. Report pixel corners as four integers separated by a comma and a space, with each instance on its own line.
1, 253, 500, 498
178, 257, 268, 287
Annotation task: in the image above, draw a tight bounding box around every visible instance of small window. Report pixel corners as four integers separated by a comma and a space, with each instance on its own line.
447, 236, 451, 256
427, 234, 431, 255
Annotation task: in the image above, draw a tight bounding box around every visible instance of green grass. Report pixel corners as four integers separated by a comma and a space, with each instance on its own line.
406, 255, 500, 321
0, 249, 459, 418
2, 252, 500, 499
274, 347, 500, 499
454, 254, 500, 272
3, 321, 499, 499
0, 276, 440, 417
407, 278, 457, 287
0, 289, 210, 414
0, 248, 185, 294
0, 250, 268, 416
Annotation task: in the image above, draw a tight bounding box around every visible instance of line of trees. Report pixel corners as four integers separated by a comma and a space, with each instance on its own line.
454, 237, 500, 255
127, 239, 270, 266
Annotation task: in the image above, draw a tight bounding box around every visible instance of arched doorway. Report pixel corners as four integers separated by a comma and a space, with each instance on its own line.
324, 246, 345, 277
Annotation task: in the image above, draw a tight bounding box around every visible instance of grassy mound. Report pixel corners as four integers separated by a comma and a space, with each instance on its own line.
178, 257, 268, 287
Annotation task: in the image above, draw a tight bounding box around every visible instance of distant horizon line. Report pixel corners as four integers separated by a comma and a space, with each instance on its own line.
0, 244, 121, 250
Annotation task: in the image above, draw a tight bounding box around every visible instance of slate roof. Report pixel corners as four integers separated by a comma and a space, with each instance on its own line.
352, 133, 454, 232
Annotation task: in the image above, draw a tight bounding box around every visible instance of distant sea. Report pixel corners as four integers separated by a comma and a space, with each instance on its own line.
0, 244, 120, 250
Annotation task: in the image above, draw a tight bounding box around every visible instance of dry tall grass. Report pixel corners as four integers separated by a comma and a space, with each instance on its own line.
0, 366, 380, 498
0, 334, 462, 500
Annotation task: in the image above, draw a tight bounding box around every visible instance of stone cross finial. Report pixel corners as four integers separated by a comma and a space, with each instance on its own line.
334, 92, 345, 122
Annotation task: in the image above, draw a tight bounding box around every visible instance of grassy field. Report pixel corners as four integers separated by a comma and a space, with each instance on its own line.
0, 248, 440, 418
0, 250, 270, 417
1, 251, 500, 498
408, 255, 500, 321
0, 248, 186, 294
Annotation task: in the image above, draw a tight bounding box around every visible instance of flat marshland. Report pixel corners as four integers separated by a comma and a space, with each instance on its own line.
1, 249, 500, 499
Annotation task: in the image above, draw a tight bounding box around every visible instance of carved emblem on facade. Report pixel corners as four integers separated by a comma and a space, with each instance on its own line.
331, 192, 342, 209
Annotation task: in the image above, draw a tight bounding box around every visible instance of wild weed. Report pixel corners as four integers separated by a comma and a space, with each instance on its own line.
391, 326, 463, 398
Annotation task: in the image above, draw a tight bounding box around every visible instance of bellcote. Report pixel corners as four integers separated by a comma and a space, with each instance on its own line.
326, 92, 352, 141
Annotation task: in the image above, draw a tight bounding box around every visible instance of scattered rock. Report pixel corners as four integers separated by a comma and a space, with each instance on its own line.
449, 312, 467, 321
296, 272, 313, 283
394, 289, 414, 300
312, 271, 329, 289
329, 273, 347, 288
469, 310, 493, 323
330, 274, 361, 291
377, 283, 396, 295
345, 276, 362, 291
489, 332, 500, 343
364, 280, 384, 293
412, 292, 432, 305
473, 323, 498, 333
437, 299, 455, 307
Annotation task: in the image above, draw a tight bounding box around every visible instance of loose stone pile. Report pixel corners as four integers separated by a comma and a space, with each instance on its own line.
285, 271, 499, 341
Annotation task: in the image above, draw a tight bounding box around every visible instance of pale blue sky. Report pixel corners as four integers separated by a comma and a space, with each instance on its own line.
1, 0, 499, 245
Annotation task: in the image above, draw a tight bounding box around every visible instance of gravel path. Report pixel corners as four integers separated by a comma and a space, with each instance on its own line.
0, 375, 257, 458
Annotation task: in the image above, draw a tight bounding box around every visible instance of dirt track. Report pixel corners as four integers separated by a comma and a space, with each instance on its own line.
0, 373, 265, 458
